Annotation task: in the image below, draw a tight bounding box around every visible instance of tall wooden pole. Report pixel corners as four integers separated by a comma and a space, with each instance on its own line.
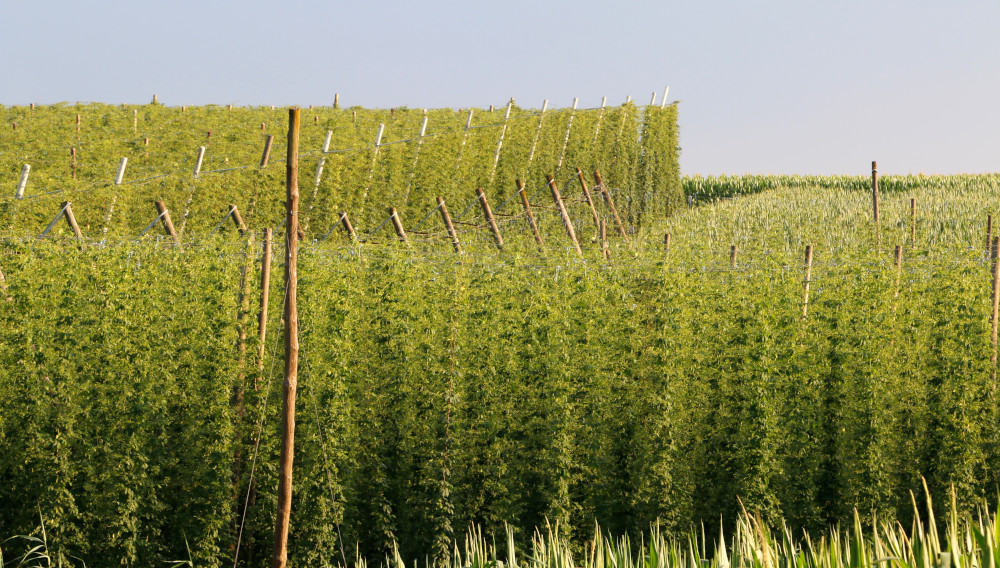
256, 228, 273, 377
476, 187, 504, 250
992, 236, 1000, 383
272, 107, 300, 568
576, 167, 601, 232
593, 170, 627, 238
802, 245, 814, 318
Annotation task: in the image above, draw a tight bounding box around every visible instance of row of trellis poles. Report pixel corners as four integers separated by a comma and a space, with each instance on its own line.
27, 166, 632, 258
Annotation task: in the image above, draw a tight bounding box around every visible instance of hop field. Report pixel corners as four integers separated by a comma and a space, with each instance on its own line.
2, 103, 1000, 568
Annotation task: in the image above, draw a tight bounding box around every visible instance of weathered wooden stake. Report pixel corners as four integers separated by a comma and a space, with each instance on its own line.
62, 202, 83, 239
664, 233, 672, 253
802, 245, 814, 318
272, 107, 300, 568
76, 113, 81, 132
476, 187, 504, 250
872, 161, 881, 247
601, 219, 609, 260
15, 164, 30, 198
547, 175, 582, 256
576, 167, 601, 232
991, 236, 1000, 382
339, 212, 357, 240
730, 244, 738, 269
228, 204, 248, 235
988, 215, 994, 258
517, 179, 544, 247
256, 228, 273, 377
437, 197, 461, 253
388, 207, 409, 243
260, 135, 275, 168
594, 170, 627, 238
155, 201, 181, 246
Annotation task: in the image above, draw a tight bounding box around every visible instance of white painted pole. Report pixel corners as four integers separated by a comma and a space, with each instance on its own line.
661, 86, 670, 108
556, 97, 579, 171
490, 98, 514, 182
527, 99, 549, 165
625, 95, 632, 104
14, 164, 29, 198
114, 157, 128, 185
194, 146, 206, 178
592, 96, 608, 150
313, 130, 333, 188
374, 123, 385, 148
650, 92, 657, 106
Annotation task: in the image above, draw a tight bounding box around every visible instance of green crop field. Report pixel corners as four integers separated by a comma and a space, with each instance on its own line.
2, 103, 1000, 568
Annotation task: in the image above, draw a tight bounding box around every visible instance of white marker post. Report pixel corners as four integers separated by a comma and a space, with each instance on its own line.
14, 164, 29, 198
114, 157, 128, 185
556, 97, 579, 172
194, 146, 207, 178
490, 98, 514, 183
661, 86, 670, 108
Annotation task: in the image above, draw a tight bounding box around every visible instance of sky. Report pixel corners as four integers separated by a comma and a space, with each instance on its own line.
3, 0, 999, 176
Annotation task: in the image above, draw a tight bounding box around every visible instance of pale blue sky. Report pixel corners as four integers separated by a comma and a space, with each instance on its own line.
3, 0, 998, 175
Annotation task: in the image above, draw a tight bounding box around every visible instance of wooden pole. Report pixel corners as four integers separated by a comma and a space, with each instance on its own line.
476, 187, 504, 250
256, 228, 273, 377
802, 245, 814, 318
601, 219, 609, 260
62, 202, 83, 239
593, 170, 627, 238
992, 236, 1000, 382
272, 106, 300, 568
388, 207, 409, 243
547, 175, 582, 257
155, 200, 181, 246
437, 197, 461, 253
872, 161, 881, 247
576, 167, 601, 232
988, 215, 994, 258
730, 244, 738, 269
664, 233, 672, 253
517, 179, 544, 248
910, 198, 916, 248
228, 204, 248, 235
339, 212, 357, 240
260, 135, 275, 168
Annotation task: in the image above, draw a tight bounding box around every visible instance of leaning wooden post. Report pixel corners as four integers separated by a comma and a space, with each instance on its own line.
272, 106, 300, 568
155, 201, 181, 246
388, 207, 409, 243
339, 212, 357, 240
600, 220, 609, 260
547, 175, 582, 257
228, 205, 248, 235
437, 197, 461, 253
476, 187, 504, 250
62, 202, 83, 240
992, 236, 1000, 382
594, 170, 627, 238
802, 245, 814, 318
576, 167, 601, 232
730, 244, 738, 269
664, 233, 672, 253
256, 228, 273, 377
260, 134, 275, 168
516, 179, 543, 247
